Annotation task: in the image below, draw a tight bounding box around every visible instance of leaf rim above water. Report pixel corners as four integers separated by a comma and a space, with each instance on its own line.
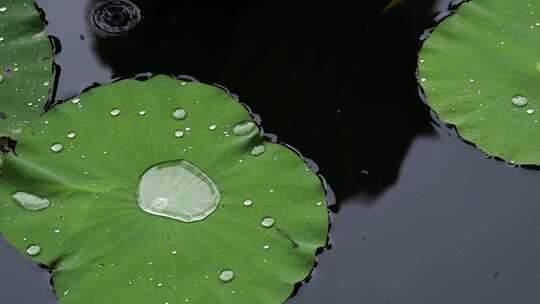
0, 0, 54, 140
419, 0, 540, 165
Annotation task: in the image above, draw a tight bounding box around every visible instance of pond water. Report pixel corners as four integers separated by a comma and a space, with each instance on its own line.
3, 0, 540, 303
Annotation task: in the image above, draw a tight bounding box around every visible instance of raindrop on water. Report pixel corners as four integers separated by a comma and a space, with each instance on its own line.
87, 0, 142, 37
11, 191, 50, 211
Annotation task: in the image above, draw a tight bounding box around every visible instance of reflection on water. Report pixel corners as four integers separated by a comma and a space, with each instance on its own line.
293, 129, 540, 303
39, 0, 436, 205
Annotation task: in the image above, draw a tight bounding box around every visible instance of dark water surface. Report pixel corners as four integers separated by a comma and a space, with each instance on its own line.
3, 0, 540, 303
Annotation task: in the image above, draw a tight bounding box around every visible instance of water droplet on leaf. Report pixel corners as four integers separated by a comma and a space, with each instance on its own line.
110, 108, 121, 116
137, 160, 221, 222
67, 132, 76, 139
243, 199, 253, 207
26, 244, 41, 256
233, 120, 256, 136
219, 269, 234, 282
261, 216, 275, 228
172, 108, 187, 120
50, 143, 63, 153
250, 145, 266, 156
512, 95, 528, 107
174, 130, 184, 138
12, 191, 50, 211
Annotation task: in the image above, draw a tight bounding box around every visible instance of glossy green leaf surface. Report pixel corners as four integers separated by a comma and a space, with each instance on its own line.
0, 75, 328, 303
419, 0, 540, 165
0, 0, 54, 139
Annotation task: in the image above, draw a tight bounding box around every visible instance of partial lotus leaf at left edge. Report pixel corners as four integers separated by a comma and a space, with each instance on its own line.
0, 0, 54, 166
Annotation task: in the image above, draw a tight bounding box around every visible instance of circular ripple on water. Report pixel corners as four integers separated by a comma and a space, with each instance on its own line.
87, 0, 142, 37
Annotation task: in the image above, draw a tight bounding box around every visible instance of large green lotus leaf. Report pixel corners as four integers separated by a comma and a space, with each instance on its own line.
0, 75, 328, 304
419, 0, 540, 165
0, 0, 54, 139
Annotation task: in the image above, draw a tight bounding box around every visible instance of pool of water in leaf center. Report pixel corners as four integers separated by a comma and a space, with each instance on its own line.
136, 160, 221, 222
